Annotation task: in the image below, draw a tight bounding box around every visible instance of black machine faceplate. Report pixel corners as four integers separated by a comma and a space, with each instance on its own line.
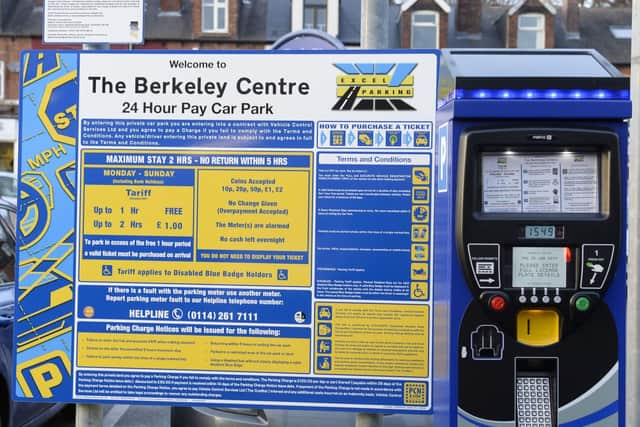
458, 301, 618, 422
456, 127, 621, 326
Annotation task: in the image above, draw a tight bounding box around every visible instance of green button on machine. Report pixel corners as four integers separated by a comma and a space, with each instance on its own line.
575, 296, 591, 312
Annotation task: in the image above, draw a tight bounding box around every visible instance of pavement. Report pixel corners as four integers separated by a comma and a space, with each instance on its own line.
48, 405, 433, 427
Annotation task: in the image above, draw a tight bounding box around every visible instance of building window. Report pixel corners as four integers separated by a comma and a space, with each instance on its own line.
411, 11, 439, 48
202, 0, 228, 33
517, 13, 544, 48
610, 25, 631, 39
160, 0, 181, 16
292, 0, 338, 36
304, 0, 327, 32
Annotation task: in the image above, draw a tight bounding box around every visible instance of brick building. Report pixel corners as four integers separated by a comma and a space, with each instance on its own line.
0, 0, 631, 172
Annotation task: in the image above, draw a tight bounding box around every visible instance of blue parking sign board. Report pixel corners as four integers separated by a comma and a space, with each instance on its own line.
15, 50, 438, 413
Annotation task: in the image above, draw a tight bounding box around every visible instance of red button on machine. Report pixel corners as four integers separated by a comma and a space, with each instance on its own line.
489, 295, 507, 312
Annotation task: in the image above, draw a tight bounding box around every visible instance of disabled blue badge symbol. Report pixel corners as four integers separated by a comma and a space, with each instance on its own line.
412, 283, 426, 299
277, 269, 288, 280
102, 265, 113, 276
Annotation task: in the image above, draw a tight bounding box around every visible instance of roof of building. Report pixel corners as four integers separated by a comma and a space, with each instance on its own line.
507, 0, 556, 16
1, 0, 41, 36
402, 0, 452, 14
0, 1, 631, 66
448, 5, 507, 48
447, 3, 630, 66
555, 7, 631, 65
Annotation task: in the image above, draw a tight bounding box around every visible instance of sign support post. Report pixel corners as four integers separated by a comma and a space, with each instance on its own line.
356, 412, 385, 427
357, 2, 389, 426
76, 404, 103, 427
75, 39, 108, 427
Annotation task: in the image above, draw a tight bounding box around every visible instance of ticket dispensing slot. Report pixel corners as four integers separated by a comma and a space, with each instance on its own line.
515, 358, 558, 427
455, 127, 621, 425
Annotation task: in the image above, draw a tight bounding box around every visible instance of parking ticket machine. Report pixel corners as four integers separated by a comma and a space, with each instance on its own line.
434, 50, 630, 426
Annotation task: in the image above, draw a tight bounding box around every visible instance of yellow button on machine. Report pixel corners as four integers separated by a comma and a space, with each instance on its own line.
516, 309, 560, 347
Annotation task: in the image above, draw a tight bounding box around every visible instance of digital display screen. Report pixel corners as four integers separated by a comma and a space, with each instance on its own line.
482, 152, 599, 214
524, 225, 564, 240
512, 247, 567, 288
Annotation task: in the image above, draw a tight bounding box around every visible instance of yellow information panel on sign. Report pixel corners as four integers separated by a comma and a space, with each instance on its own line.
314, 303, 429, 377
77, 332, 310, 373
79, 150, 313, 286
198, 170, 310, 252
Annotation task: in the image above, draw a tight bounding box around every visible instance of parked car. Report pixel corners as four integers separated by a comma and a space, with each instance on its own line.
0, 198, 65, 427
0, 173, 16, 206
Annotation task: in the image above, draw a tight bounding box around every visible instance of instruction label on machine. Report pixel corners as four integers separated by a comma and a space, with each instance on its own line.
482, 153, 599, 214
15, 51, 437, 413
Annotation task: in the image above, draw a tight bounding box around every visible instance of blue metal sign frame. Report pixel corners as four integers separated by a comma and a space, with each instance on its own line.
15, 49, 439, 414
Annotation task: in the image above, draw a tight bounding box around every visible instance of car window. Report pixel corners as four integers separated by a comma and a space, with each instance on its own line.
6, 209, 15, 229
0, 175, 17, 198
0, 208, 15, 283
0, 205, 15, 226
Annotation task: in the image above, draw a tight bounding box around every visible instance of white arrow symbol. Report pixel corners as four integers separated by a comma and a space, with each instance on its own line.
588, 263, 604, 284
479, 278, 495, 284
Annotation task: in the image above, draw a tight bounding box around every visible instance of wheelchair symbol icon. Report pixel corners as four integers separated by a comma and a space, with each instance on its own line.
102, 265, 113, 276
411, 282, 428, 300
277, 269, 288, 280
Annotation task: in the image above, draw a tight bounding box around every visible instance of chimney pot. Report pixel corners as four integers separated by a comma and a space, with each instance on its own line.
563, 0, 580, 36
456, 0, 482, 35
160, 0, 181, 12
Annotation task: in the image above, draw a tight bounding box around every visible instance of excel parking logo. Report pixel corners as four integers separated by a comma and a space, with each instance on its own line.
333, 63, 417, 111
